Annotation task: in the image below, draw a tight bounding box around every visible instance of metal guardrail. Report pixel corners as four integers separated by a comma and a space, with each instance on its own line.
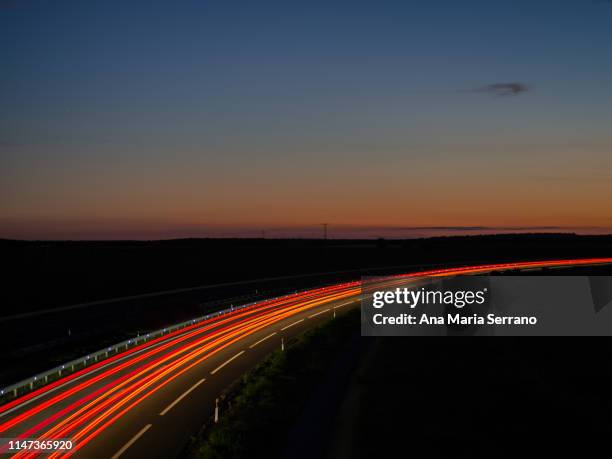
0, 288, 316, 404
0, 259, 514, 402
5, 257, 590, 403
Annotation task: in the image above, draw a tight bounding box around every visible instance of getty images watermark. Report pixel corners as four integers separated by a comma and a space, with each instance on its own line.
371, 285, 536, 327
361, 276, 612, 336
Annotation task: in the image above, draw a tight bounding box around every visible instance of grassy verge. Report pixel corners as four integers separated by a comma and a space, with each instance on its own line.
184, 308, 359, 459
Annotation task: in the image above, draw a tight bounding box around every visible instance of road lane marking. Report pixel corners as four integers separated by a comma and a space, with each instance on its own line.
211, 351, 245, 375
281, 318, 304, 331
111, 424, 152, 459
335, 299, 359, 308
159, 378, 206, 416
249, 332, 277, 349
308, 309, 330, 319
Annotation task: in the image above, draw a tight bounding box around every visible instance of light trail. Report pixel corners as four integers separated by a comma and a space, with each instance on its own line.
14, 289, 364, 457
11, 288, 362, 457
0, 284, 357, 430
0, 257, 611, 458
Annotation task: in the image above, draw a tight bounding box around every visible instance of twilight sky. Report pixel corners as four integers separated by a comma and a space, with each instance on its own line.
1, 0, 612, 239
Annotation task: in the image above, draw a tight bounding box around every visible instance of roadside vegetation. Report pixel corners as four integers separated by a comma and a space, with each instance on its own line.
184, 308, 359, 459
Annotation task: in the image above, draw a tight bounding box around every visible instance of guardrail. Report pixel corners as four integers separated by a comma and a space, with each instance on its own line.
4, 257, 579, 405
0, 288, 316, 405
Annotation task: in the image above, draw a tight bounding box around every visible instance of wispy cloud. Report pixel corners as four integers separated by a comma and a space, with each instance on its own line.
394, 226, 563, 231
475, 82, 530, 97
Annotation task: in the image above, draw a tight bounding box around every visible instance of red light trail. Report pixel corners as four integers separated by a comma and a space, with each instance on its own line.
1, 258, 611, 458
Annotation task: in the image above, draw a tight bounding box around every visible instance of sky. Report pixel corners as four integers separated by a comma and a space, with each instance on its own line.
1, 0, 612, 239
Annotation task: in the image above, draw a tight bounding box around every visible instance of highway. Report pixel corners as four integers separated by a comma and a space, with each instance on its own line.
1, 258, 611, 458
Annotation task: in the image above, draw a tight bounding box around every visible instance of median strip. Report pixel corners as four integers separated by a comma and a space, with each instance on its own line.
184, 308, 360, 459
159, 378, 206, 416
211, 351, 245, 375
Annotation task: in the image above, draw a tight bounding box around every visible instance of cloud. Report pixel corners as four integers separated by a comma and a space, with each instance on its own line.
475, 82, 530, 97
395, 226, 563, 231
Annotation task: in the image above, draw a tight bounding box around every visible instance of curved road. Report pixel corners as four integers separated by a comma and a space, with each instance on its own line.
1, 258, 611, 458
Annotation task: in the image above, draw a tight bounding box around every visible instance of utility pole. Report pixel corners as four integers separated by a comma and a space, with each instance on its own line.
321, 223, 328, 240
214, 398, 219, 423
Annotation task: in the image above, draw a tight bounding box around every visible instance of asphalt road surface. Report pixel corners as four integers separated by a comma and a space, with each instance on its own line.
1, 258, 611, 458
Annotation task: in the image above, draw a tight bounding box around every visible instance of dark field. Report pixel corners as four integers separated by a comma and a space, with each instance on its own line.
1, 233, 612, 386
4, 234, 612, 312
322, 332, 612, 458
